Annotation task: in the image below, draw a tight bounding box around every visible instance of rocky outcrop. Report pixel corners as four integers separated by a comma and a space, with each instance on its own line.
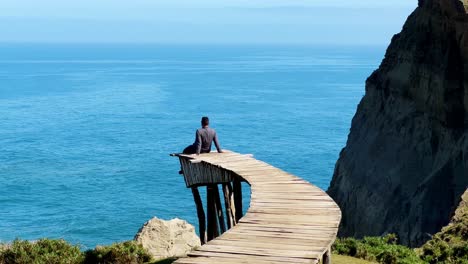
328, 0, 468, 247
134, 217, 200, 260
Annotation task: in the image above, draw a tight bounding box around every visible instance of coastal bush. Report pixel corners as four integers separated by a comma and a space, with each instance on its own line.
83, 241, 152, 264
420, 195, 468, 264
0, 239, 162, 264
420, 226, 468, 264
0, 239, 84, 264
332, 234, 424, 264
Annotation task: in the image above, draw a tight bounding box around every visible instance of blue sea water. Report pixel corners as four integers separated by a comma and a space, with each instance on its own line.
0, 44, 384, 248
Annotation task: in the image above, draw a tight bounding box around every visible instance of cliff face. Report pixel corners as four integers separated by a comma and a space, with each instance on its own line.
328, 0, 468, 247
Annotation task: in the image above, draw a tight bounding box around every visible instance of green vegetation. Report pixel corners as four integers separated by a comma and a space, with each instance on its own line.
333, 234, 424, 264
84, 241, 152, 264
0, 239, 174, 264
333, 228, 468, 264
419, 193, 468, 264
0, 239, 83, 264
332, 193, 468, 264
332, 254, 376, 264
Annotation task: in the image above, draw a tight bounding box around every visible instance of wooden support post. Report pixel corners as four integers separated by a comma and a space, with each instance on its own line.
191, 187, 206, 245
222, 183, 236, 229
206, 185, 219, 241
323, 247, 331, 264
233, 179, 243, 222
213, 185, 226, 234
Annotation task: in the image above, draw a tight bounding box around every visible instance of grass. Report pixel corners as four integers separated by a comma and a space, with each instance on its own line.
332, 254, 376, 264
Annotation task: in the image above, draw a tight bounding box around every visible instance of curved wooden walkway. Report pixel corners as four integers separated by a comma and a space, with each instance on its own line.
173, 151, 341, 264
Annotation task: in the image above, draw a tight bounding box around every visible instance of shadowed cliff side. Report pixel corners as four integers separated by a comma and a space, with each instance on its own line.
328, 0, 468, 247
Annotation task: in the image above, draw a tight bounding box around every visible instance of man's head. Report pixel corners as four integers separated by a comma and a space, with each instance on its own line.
201, 116, 209, 127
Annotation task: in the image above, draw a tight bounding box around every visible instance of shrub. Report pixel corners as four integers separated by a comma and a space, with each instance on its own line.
0, 239, 83, 264
333, 237, 358, 256
421, 237, 451, 263
83, 241, 152, 264
332, 234, 424, 264
0, 239, 160, 264
420, 194, 468, 264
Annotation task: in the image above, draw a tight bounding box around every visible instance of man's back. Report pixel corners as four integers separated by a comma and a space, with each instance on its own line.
195, 127, 221, 154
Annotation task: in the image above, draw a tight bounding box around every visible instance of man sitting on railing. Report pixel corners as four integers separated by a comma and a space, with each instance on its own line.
183, 116, 223, 155
179, 117, 223, 174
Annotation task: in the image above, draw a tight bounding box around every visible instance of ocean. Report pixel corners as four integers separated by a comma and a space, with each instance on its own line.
0, 44, 383, 248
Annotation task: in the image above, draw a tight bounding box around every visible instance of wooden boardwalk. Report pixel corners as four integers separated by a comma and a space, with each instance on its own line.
173, 151, 341, 264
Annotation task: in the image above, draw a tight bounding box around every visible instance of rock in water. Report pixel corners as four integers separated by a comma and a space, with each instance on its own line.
328, 0, 468, 247
134, 217, 200, 260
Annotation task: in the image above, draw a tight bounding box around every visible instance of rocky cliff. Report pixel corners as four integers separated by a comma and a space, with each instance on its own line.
328, 0, 468, 247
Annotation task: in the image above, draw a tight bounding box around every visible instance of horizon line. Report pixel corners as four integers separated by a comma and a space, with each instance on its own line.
0, 41, 391, 47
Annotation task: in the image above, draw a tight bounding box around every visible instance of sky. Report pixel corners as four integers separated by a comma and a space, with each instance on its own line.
0, 0, 418, 45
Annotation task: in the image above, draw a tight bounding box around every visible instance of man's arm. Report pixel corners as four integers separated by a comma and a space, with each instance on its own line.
195, 130, 202, 155
213, 131, 223, 153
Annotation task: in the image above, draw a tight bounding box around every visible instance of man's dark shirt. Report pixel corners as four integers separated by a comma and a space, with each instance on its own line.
194, 127, 221, 154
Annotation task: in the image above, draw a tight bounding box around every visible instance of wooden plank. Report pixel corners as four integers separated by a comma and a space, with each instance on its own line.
176, 256, 311, 264
207, 238, 327, 251
224, 230, 337, 242
195, 244, 322, 259
228, 223, 338, 234
220, 232, 335, 245
250, 196, 336, 202
247, 209, 341, 216
250, 197, 336, 203
249, 203, 339, 209
185, 251, 316, 263
210, 158, 263, 165
239, 219, 340, 228
238, 222, 340, 232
